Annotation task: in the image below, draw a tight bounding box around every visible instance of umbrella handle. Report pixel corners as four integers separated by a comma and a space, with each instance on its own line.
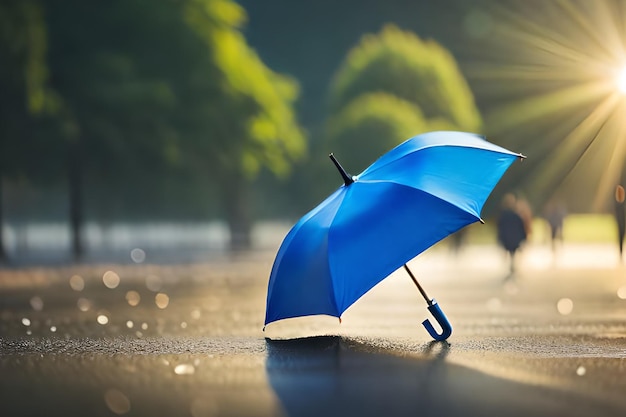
422, 300, 452, 341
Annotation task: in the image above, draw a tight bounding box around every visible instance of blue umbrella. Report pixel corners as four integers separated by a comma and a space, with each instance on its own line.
264, 131, 525, 340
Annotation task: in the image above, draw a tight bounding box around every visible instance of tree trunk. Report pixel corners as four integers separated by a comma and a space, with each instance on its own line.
221, 175, 252, 252
0, 177, 6, 263
68, 141, 84, 261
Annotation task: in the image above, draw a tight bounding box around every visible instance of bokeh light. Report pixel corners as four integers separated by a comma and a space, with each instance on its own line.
125, 291, 141, 307
130, 248, 146, 264
97, 314, 110, 325
174, 364, 195, 375
617, 286, 626, 299
30, 296, 44, 311
69, 275, 85, 292
557, 298, 574, 315
102, 271, 121, 289
155, 293, 170, 309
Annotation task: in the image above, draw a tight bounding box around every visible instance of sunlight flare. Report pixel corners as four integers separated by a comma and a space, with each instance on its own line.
472, 1, 626, 210
617, 66, 626, 94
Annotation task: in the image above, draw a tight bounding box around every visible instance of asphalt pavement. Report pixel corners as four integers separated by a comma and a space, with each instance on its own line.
1, 242, 626, 417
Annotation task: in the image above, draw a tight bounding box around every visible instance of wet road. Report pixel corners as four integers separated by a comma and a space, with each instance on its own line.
1, 243, 626, 416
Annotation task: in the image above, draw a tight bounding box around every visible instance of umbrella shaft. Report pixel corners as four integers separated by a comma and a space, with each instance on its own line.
403, 264, 433, 306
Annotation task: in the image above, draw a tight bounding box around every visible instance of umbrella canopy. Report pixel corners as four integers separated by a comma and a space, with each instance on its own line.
265, 131, 524, 327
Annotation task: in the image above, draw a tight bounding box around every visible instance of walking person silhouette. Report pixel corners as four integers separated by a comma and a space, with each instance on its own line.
497, 193, 527, 278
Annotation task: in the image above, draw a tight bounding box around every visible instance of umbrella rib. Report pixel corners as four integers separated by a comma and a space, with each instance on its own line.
359, 178, 485, 222
322, 189, 352, 316
403, 264, 433, 306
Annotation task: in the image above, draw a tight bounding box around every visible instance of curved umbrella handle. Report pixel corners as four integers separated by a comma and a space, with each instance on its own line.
422, 300, 452, 341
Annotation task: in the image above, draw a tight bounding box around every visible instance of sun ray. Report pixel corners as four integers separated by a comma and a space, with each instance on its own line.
591, 0, 626, 64
468, 64, 602, 83
489, 2, 610, 65
486, 80, 615, 135
469, 1, 626, 211
591, 101, 626, 209
618, 67, 626, 93
556, 0, 620, 62
525, 92, 621, 205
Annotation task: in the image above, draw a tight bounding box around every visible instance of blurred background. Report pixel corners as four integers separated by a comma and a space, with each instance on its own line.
2, 0, 626, 265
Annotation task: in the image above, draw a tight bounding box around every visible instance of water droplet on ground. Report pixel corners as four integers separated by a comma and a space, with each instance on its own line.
30, 296, 44, 311
174, 364, 195, 375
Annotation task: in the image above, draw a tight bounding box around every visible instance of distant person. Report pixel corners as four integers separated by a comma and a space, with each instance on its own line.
516, 196, 533, 240
543, 199, 567, 253
497, 193, 527, 276
615, 185, 625, 260
449, 227, 467, 256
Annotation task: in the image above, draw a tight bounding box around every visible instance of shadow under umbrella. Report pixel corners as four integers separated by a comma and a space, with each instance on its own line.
265, 336, 614, 417
265, 336, 457, 417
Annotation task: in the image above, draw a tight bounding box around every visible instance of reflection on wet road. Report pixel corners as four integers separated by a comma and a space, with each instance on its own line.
1, 244, 626, 416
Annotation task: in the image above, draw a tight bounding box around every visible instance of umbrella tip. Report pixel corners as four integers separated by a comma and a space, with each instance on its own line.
329, 153, 355, 186
519, 153, 527, 160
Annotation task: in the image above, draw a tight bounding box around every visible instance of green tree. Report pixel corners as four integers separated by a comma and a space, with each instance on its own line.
180, 0, 306, 250
39, 0, 305, 256
0, 0, 305, 260
327, 92, 428, 172
0, 0, 49, 262
330, 24, 481, 128
42, 0, 191, 259
325, 24, 481, 175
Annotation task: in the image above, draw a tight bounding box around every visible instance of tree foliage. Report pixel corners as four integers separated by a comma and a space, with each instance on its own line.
323, 25, 482, 179
0, 0, 49, 178
193, 0, 306, 179
0, 0, 306, 257
329, 25, 482, 133
327, 92, 427, 172
0, 0, 51, 261
179, 0, 306, 249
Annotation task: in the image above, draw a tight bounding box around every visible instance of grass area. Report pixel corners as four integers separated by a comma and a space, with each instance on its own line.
458, 213, 619, 246
561, 214, 618, 243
